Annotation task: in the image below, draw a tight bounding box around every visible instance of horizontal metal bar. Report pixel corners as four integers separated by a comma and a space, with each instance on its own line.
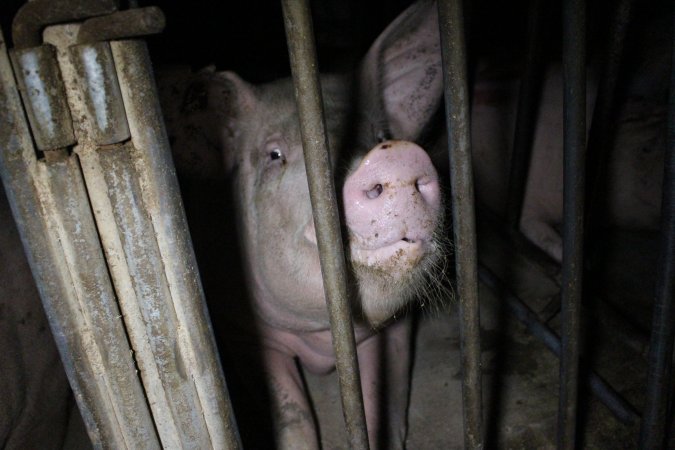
437, 0, 484, 448
12, 0, 118, 49
280, 0, 370, 448
76, 7, 165, 44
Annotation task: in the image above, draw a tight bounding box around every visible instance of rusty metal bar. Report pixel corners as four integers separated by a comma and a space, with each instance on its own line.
558, 0, 586, 448
437, 0, 484, 448
506, 0, 546, 231
639, 5, 675, 447
0, 26, 158, 448
280, 0, 370, 448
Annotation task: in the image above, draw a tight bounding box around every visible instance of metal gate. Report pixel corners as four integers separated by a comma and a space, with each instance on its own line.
0, 1, 239, 447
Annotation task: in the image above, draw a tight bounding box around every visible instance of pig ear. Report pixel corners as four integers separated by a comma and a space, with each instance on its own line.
161, 69, 256, 179
358, 0, 442, 141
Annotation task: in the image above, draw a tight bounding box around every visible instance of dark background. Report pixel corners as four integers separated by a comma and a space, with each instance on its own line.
1, 0, 670, 95
0, 0, 643, 82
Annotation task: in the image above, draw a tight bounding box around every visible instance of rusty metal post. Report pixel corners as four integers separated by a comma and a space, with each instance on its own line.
558, 0, 586, 448
109, 38, 241, 449
280, 0, 370, 448
438, 0, 484, 448
639, 5, 675, 447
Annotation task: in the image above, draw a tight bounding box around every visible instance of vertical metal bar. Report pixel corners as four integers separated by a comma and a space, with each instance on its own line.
558, 0, 586, 448
1, 27, 159, 448
40, 22, 241, 448
639, 5, 675, 447
506, 0, 546, 231
437, 1, 484, 448
109, 39, 242, 449
585, 0, 634, 239
280, 0, 370, 448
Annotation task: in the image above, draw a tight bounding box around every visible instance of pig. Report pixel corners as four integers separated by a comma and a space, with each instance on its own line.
469, 61, 666, 262
160, 1, 448, 448
161, 0, 668, 447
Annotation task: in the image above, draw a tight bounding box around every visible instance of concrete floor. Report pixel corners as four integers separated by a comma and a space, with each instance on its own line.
62, 202, 673, 449
305, 222, 673, 449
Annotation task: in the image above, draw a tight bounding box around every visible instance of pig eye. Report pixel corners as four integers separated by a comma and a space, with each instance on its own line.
263, 138, 288, 165
270, 148, 285, 162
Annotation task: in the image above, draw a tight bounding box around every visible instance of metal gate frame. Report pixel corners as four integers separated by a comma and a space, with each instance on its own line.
0, 1, 240, 448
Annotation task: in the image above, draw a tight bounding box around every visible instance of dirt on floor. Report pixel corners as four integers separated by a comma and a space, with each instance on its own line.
61, 212, 673, 449
305, 219, 674, 449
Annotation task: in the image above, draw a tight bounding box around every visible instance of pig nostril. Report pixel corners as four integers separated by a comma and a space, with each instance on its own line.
365, 184, 383, 199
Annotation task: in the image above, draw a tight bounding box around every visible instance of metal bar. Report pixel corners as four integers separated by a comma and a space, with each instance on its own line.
1, 26, 158, 448
506, 0, 546, 231
40, 155, 161, 449
109, 38, 241, 449
437, 1, 484, 448
639, 5, 675, 447
280, 0, 370, 448
11, 0, 118, 49
9, 45, 76, 150
76, 7, 165, 44
478, 265, 640, 425
85, 142, 212, 448
585, 0, 635, 245
40, 21, 241, 448
558, 0, 586, 448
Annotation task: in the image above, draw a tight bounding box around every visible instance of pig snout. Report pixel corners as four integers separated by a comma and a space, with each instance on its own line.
343, 140, 441, 272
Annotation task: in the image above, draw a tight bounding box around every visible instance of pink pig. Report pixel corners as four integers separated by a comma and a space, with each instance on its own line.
161, 1, 447, 448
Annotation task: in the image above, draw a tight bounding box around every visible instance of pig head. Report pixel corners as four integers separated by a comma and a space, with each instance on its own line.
161, 1, 446, 448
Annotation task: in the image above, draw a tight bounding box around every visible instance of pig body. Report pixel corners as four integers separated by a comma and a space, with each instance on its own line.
467, 62, 666, 262
162, 1, 447, 448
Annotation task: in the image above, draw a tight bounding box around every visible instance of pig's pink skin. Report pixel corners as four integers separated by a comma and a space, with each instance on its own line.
237, 317, 411, 449
344, 141, 441, 266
